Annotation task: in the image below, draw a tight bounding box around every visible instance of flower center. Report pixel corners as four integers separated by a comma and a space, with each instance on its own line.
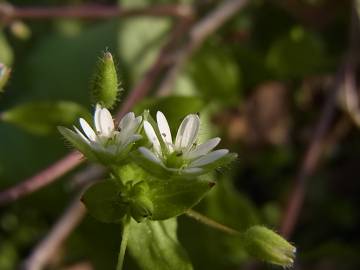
165, 151, 188, 169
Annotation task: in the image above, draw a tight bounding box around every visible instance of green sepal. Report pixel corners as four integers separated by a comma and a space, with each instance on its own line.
81, 179, 128, 223
128, 218, 193, 270
148, 177, 215, 220
91, 52, 120, 109
200, 152, 238, 172
57, 126, 97, 161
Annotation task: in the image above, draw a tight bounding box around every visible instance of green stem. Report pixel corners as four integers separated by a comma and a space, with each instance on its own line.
116, 215, 131, 270
186, 209, 240, 235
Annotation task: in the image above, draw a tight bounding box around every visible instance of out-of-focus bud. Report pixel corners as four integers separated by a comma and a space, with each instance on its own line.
243, 225, 296, 267
0, 63, 11, 92
10, 21, 31, 40
91, 52, 120, 109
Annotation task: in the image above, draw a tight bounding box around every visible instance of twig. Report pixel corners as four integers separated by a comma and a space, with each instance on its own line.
280, 1, 359, 238
157, 0, 248, 96
0, 151, 83, 205
186, 209, 239, 235
21, 196, 87, 270
0, 4, 193, 23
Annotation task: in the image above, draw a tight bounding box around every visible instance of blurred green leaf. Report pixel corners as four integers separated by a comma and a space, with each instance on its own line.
1, 101, 91, 135
186, 45, 242, 104
118, 17, 170, 85
266, 26, 328, 79
128, 218, 193, 270
206, 177, 259, 231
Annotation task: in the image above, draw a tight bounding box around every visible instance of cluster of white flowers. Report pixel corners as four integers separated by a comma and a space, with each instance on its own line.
61, 104, 233, 175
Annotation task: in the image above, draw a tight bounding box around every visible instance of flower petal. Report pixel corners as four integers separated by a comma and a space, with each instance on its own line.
156, 111, 173, 152
119, 112, 135, 131
175, 114, 200, 149
94, 104, 102, 133
74, 126, 90, 144
79, 118, 96, 141
184, 137, 221, 159
139, 147, 163, 165
143, 121, 162, 156
98, 108, 114, 136
190, 149, 229, 167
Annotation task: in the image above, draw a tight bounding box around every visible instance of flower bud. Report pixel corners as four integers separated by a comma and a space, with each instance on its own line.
91, 52, 120, 109
0, 63, 11, 92
243, 226, 296, 267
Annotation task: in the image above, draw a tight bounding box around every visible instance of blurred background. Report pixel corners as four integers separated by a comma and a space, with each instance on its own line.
0, 0, 359, 269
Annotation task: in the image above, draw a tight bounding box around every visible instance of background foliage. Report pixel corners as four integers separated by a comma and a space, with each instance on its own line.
1, 0, 359, 269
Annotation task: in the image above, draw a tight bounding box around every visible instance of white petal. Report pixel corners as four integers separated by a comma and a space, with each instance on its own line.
79, 118, 96, 141
139, 147, 163, 165
156, 111, 173, 152
73, 126, 90, 144
184, 137, 221, 159
175, 114, 200, 149
119, 112, 135, 131
99, 108, 114, 136
190, 149, 229, 167
94, 104, 102, 133
123, 134, 142, 147
143, 121, 162, 155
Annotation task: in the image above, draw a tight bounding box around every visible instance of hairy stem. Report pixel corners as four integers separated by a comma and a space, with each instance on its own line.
186, 209, 239, 235
117, 215, 131, 270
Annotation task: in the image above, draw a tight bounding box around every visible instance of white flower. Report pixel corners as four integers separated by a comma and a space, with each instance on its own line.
138, 111, 232, 176
60, 104, 142, 164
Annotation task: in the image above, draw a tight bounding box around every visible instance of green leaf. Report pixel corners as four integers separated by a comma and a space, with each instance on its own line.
82, 180, 127, 223
0, 63, 11, 92
1, 101, 91, 135
149, 178, 215, 220
128, 218, 193, 270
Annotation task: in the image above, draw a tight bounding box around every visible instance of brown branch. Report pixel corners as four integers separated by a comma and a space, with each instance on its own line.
0, 151, 83, 205
279, 1, 359, 238
157, 0, 248, 96
21, 196, 86, 270
279, 67, 344, 238
0, 4, 193, 23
